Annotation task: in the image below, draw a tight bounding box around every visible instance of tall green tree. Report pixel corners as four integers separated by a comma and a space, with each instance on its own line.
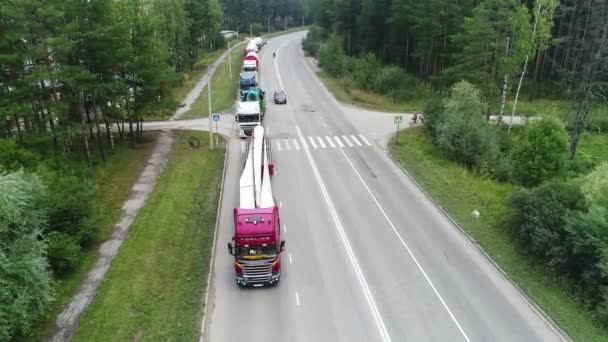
442, 0, 531, 106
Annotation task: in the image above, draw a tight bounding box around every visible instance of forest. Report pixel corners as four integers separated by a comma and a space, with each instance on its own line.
0, 0, 306, 340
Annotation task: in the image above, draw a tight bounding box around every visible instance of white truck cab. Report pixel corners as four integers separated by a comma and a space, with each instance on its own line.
235, 101, 262, 138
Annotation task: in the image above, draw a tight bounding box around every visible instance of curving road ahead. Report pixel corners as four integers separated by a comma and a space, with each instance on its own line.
202, 31, 567, 342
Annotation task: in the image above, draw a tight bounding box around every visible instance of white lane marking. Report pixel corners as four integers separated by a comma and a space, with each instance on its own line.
267, 127, 271, 136
276, 140, 282, 151
308, 136, 318, 149
299, 136, 309, 149
334, 136, 345, 147
283, 224, 287, 233
296, 125, 391, 342
338, 148, 471, 342
241, 141, 246, 153
317, 136, 327, 148
293, 139, 300, 150
289, 253, 293, 265
359, 134, 372, 146
342, 135, 354, 147
325, 136, 336, 148
284, 139, 291, 150
279, 201, 283, 208
273, 40, 290, 91
350, 135, 363, 147
295, 292, 300, 306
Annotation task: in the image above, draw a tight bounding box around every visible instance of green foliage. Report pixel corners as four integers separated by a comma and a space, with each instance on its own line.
372, 66, 417, 101
302, 26, 323, 56
436, 81, 499, 169
0, 171, 53, 341
47, 232, 82, 275
352, 53, 381, 89
582, 162, 608, 208
318, 33, 346, 77
0, 139, 40, 170
422, 97, 447, 140
511, 118, 568, 187
507, 181, 587, 271
250, 23, 265, 35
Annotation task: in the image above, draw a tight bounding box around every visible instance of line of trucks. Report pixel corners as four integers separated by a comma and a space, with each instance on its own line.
236, 37, 266, 138
227, 38, 285, 287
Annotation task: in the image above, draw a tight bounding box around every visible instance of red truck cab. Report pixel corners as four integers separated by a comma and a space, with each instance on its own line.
228, 207, 284, 287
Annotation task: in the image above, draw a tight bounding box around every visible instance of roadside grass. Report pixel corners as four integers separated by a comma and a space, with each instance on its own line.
72, 131, 225, 341
578, 132, 608, 163
493, 99, 608, 121
389, 127, 608, 341
33, 132, 159, 340
316, 71, 428, 112
182, 47, 242, 119
171, 49, 226, 103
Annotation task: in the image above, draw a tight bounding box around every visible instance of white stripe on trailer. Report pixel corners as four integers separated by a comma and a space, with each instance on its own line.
317, 137, 327, 148
333, 136, 345, 147
308, 137, 318, 149
350, 135, 363, 146
325, 136, 336, 148
342, 135, 354, 147
293, 139, 300, 150
359, 134, 372, 146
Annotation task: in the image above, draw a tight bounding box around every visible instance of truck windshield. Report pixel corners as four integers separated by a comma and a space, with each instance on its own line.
236, 245, 277, 259
237, 114, 260, 123
243, 66, 256, 72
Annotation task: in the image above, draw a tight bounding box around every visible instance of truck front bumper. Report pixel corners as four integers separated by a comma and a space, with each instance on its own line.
236, 270, 281, 287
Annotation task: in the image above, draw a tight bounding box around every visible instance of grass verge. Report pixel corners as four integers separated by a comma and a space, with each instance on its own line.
182, 47, 242, 119
72, 131, 225, 341
33, 132, 160, 340
389, 127, 608, 341
171, 49, 226, 103
316, 71, 427, 112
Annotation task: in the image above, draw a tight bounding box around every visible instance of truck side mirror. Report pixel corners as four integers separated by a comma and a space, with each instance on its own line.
227, 242, 234, 255
279, 240, 285, 252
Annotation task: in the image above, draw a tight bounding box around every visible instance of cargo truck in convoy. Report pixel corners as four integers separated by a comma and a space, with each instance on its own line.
228, 126, 284, 287
239, 74, 257, 90
235, 101, 261, 137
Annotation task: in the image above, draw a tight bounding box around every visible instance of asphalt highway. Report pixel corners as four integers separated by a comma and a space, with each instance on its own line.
203, 31, 566, 342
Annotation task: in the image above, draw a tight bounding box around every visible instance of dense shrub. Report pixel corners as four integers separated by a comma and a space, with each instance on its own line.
423, 97, 447, 141
302, 26, 323, 56
436, 81, 499, 169
318, 33, 345, 77
250, 23, 264, 36
47, 232, 82, 274
510, 118, 568, 187
507, 181, 587, 271
351, 53, 381, 89
581, 162, 608, 208
0, 138, 40, 170
0, 171, 53, 341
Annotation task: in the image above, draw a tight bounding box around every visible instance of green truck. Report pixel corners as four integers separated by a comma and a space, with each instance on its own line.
240, 88, 266, 117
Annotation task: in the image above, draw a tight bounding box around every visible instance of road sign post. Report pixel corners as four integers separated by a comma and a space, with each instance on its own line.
394, 115, 403, 144
212, 113, 220, 146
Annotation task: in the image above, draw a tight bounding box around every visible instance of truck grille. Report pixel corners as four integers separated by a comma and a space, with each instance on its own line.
242, 258, 274, 283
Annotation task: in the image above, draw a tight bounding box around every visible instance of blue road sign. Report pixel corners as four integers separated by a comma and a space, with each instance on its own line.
212, 113, 221, 121
394, 115, 403, 124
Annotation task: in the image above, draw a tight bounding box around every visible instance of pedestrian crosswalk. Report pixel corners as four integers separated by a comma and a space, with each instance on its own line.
240, 134, 373, 154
